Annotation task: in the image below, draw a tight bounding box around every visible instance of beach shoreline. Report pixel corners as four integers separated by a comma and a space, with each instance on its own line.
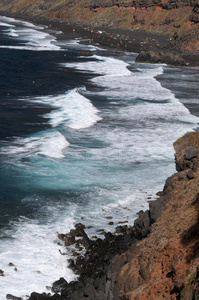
0, 12, 174, 55
1, 10, 199, 65
0, 12, 199, 300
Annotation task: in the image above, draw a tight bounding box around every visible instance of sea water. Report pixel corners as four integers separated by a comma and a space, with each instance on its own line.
0, 15, 199, 299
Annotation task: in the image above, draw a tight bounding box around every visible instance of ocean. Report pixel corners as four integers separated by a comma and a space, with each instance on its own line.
0, 15, 199, 299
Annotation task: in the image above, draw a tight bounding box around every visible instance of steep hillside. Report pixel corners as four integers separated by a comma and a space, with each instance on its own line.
114, 132, 199, 299
0, 0, 199, 53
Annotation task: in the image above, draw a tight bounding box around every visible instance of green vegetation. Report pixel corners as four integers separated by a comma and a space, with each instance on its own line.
180, 270, 197, 297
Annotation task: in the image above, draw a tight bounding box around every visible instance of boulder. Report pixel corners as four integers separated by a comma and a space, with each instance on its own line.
187, 170, 195, 179
149, 198, 164, 223
28, 293, 49, 300
185, 146, 198, 160
134, 210, 150, 238
6, 295, 23, 300
190, 4, 199, 22
52, 277, 68, 293
136, 49, 186, 66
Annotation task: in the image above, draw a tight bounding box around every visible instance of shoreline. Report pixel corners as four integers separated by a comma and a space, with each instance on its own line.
26, 130, 199, 300
2, 12, 199, 65
1, 13, 199, 300
3, 13, 172, 52
0, 12, 176, 57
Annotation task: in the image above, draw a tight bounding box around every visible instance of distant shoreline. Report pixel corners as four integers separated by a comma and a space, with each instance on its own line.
1, 12, 199, 300
1, 11, 199, 65
0, 12, 170, 53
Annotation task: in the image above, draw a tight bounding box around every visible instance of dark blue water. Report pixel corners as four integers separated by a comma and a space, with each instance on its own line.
0, 15, 199, 299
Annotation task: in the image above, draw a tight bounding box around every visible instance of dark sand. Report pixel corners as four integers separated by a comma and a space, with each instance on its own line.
2, 12, 198, 63
21, 15, 171, 54
31, 16, 199, 65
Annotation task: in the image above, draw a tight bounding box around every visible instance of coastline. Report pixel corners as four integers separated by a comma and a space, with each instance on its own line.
0, 12, 180, 61
1, 11, 199, 65
0, 12, 171, 53
1, 13, 199, 300
26, 131, 199, 300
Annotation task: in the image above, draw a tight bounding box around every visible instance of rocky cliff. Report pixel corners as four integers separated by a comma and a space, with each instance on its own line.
25, 132, 199, 300
113, 132, 199, 299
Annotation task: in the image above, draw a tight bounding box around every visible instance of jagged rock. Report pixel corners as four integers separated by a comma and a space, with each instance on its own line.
136, 49, 186, 66
187, 170, 195, 179
28, 293, 49, 300
190, 4, 199, 22
139, 262, 150, 281
178, 173, 187, 181
134, 210, 150, 238
185, 146, 198, 160
149, 198, 164, 223
6, 295, 23, 300
52, 277, 68, 293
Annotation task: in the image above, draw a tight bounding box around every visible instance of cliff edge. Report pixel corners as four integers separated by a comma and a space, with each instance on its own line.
113, 132, 199, 299
25, 134, 199, 300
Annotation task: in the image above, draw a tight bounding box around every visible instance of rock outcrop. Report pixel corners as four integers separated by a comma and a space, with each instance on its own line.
114, 132, 199, 299
136, 30, 188, 66
136, 47, 186, 65
86, 0, 196, 9
25, 132, 199, 299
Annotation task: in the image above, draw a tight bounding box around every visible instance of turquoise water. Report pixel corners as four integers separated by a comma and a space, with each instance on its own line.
0, 15, 199, 299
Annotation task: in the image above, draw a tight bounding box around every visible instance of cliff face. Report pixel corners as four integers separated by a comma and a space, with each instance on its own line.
25, 134, 199, 300
112, 132, 199, 299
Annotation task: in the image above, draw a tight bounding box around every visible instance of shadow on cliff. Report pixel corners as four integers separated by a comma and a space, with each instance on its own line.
181, 192, 199, 263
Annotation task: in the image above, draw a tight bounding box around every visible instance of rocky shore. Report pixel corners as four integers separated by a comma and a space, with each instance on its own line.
1, 2, 199, 299
7, 132, 198, 300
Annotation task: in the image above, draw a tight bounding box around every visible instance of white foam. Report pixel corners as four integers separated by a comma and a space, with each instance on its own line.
63, 56, 166, 100
0, 39, 199, 300
5, 28, 19, 37
0, 208, 77, 299
31, 89, 102, 129
64, 56, 198, 168
63, 54, 131, 77
0, 22, 15, 27
0, 15, 44, 29
1, 131, 69, 158
57, 39, 103, 51
64, 54, 199, 132
0, 17, 60, 51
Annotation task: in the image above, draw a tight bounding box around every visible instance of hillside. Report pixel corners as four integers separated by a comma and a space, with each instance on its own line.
0, 0, 199, 54
114, 132, 199, 299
